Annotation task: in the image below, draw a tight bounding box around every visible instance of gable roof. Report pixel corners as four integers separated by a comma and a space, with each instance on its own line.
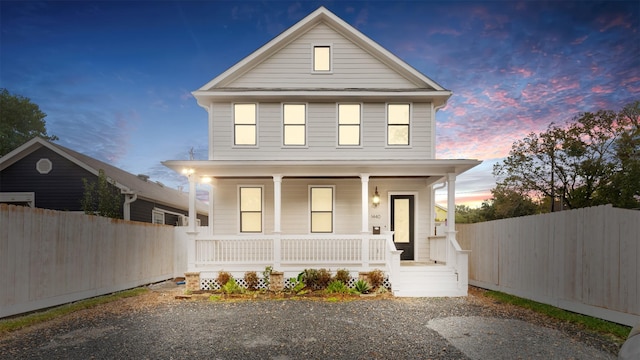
193, 6, 451, 105
0, 137, 207, 213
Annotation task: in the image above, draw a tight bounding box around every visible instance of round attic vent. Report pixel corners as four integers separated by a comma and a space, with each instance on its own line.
36, 158, 53, 174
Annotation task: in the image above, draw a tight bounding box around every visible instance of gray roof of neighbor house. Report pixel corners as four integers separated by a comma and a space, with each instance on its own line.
0, 137, 207, 213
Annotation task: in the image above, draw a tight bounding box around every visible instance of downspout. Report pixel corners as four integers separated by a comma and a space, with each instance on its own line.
122, 190, 137, 221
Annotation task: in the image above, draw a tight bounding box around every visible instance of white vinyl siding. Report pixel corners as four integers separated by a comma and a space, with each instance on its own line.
283, 104, 306, 146
234, 104, 257, 146
387, 104, 411, 146
338, 104, 361, 146
223, 23, 419, 89
210, 102, 433, 160
239, 186, 263, 233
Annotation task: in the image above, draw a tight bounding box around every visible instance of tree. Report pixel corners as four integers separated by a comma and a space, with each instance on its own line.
493, 101, 640, 211
481, 185, 540, 220
0, 88, 58, 156
81, 169, 123, 219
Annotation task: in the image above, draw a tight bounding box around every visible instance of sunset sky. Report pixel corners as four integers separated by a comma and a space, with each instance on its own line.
1, 1, 638, 207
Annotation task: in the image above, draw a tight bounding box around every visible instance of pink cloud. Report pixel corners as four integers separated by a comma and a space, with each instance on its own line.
598, 13, 633, 32
591, 85, 613, 94
571, 35, 588, 45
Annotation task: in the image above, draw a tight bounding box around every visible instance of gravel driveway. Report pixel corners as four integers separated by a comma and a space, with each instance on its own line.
0, 284, 619, 359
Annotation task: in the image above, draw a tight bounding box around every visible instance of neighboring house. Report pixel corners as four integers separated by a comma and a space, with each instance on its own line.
164, 7, 480, 296
0, 137, 208, 226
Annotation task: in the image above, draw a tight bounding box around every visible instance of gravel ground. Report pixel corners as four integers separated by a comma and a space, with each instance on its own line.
0, 284, 621, 360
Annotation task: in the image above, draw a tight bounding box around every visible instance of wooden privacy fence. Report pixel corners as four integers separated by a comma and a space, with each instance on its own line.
0, 204, 175, 318
457, 204, 640, 326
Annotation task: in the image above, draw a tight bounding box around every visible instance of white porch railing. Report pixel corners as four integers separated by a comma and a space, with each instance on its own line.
187, 232, 397, 275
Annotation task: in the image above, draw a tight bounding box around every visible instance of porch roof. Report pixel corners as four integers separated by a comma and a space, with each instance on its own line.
162, 159, 481, 183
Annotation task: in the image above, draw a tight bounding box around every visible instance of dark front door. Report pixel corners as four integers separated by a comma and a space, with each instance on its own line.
390, 195, 414, 260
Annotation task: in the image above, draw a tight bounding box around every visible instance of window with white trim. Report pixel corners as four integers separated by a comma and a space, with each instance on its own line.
310, 186, 333, 233
152, 209, 165, 225
239, 186, 262, 233
387, 104, 410, 146
338, 104, 361, 146
313, 45, 331, 72
283, 104, 306, 146
234, 103, 256, 146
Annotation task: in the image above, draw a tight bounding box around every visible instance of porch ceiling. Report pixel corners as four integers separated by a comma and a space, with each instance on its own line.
162, 159, 481, 182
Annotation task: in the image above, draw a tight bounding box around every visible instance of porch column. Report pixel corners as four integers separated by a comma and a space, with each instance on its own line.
273, 175, 282, 233
188, 173, 197, 233
208, 179, 215, 236
446, 173, 456, 232
273, 175, 282, 269
360, 174, 370, 233
446, 173, 456, 266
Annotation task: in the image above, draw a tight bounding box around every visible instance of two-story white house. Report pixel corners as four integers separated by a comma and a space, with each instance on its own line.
164, 7, 480, 296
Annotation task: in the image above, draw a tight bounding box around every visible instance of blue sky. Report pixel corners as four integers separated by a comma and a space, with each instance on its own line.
1, 1, 638, 207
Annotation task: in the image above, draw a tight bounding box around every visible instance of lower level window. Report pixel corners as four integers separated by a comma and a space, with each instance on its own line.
240, 187, 262, 232
310, 186, 333, 233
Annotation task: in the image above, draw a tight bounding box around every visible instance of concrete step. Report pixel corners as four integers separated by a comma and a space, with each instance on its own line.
392, 266, 463, 297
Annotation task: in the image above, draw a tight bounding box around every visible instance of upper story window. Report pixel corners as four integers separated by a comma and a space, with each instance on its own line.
283, 104, 306, 146
338, 104, 361, 146
239, 186, 263, 233
310, 186, 334, 233
313, 45, 331, 72
234, 103, 257, 146
387, 104, 410, 146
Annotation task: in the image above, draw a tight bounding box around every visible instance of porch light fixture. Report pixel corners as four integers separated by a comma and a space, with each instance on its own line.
181, 168, 195, 176
372, 187, 380, 207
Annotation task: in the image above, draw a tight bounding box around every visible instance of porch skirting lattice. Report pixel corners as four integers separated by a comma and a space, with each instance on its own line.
200, 275, 391, 291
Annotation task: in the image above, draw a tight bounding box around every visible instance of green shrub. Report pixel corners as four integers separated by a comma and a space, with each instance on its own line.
244, 271, 259, 290
300, 269, 320, 289
288, 277, 306, 293
368, 269, 385, 289
222, 278, 244, 294
325, 280, 350, 294
317, 268, 332, 289
334, 269, 350, 284
353, 279, 371, 294
262, 266, 273, 287
216, 271, 232, 287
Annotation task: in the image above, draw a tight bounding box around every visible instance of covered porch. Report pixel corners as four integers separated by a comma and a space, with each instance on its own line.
165, 159, 479, 296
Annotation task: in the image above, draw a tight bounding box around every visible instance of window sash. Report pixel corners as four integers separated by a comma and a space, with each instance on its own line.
234, 104, 256, 146
313, 46, 330, 72
283, 104, 306, 146
310, 187, 333, 233
387, 104, 410, 145
240, 187, 262, 233
338, 104, 361, 146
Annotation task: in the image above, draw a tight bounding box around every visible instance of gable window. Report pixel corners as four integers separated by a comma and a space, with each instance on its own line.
387, 104, 410, 146
338, 104, 361, 146
310, 186, 333, 233
283, 104, 306, 146
239, 186, 262, 233
313, 45, 331, 72
234, 103, 257, 146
